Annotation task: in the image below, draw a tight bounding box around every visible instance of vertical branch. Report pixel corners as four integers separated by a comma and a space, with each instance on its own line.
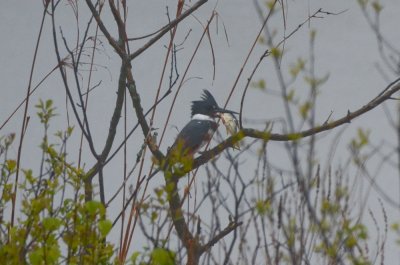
306, 30, 317, 186
398, 103, 400, 206
120, 63, 129, 260
11, 1, 50, 228
150, 1, 184, 127
166, 173, 201, 265
78, 23, 100, 167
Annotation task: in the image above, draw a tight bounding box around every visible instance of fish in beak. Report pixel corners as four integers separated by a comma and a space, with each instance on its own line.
220, 111, 241, 150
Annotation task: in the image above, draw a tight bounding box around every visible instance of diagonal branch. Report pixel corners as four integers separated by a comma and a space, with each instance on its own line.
99, 59, 128, 161
108, 0, 126, 41
84, 0, 124, 56
128, 0, 208, 61
85, 58, 128, 181
200, 220, 243, 254
125, 70, 164, 162
192, 78, 400, 173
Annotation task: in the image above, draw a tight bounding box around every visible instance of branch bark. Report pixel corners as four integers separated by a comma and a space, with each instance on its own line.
165, 174, 200, 264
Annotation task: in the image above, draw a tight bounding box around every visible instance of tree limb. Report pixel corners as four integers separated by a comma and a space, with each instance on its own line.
200, 220, 243, 254
84, 0, 124, 56
193, 79, 400, 173
128, 0, 208, 61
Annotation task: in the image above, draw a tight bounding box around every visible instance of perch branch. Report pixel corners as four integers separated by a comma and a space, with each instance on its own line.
192, 78, 400, 174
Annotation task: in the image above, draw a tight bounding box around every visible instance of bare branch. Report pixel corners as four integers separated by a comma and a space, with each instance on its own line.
128, 0, 208, 61
84, 0, 124, 56
200, 220, 243, 254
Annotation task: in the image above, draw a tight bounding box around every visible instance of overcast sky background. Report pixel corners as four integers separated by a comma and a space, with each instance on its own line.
1, 0, 400, 262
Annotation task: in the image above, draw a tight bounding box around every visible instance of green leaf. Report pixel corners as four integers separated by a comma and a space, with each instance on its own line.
155, 188, 164, 199
67, 126, 74, 136
289, 58, 306, 77
270, 47, 281, 58
351, 128, 370, 149
34, 99, 44, 109
257, 79, 266, 90
85, 200, 103, 216
151, 248, 175, 265
358, 128, 369, 146
357, 0, 369, 8
299, 102, 312, 119
286, 89, 295, 102
42, 217, 62, 231
29, 248, 43, 265
6, 159, 17, 172
47, 244, 61, 264
2, 183, 13, 201
46, 146, 58, 158
45, 99, 53, 110
320, 199, 340, 214
345, 235, 357, 248
304, 73, 329, 88
130, 251, 141, 265
255, 200, 270, 216
310, 29, 317, 41
98, 219, 112, 238
391, 222, 400, 231
151, 211, 158, 223
372, 1, 382, 13
265, 0, 276, 11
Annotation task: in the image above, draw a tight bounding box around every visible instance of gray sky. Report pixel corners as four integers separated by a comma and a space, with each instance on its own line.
1, 0, 400, 262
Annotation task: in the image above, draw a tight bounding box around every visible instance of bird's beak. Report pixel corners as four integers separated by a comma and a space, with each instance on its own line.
215, 107, 239, 116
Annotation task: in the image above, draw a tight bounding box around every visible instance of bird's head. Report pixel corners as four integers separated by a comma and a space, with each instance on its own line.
191, 90, 238, 118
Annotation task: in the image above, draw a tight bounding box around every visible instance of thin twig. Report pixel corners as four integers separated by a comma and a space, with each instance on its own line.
128, 0, 208, 61
11, 1, 50, 229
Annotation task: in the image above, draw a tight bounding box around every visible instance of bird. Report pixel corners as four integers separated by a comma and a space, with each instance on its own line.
148, 90, 237, 180
168, 89, 238, 160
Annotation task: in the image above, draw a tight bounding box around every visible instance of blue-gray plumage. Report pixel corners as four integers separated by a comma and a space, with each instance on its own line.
170, 117, 218, 156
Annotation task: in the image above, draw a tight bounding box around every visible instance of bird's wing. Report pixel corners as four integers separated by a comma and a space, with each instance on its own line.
171, 120, 215, 155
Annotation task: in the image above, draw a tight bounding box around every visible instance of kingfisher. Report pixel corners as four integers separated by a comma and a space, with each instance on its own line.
168, 90, 238, 159
148, 90, 238, 180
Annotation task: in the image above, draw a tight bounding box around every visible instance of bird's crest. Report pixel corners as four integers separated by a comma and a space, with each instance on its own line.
191, 90, 219, 117
200, 90, 218, 106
